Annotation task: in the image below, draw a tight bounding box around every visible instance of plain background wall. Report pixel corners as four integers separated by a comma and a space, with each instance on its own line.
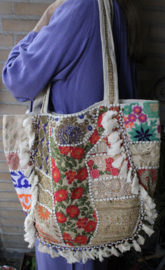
0, 0, 165, 259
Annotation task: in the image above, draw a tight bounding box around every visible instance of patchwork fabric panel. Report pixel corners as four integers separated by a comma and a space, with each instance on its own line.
35, 202, 62, 244
11, 171, 31, 211
137, 168, 158, 197
129, 142, 160, 167
3, 115, 28, 152
92, 178, 132, 200
35, 115, 50, 175
121, 102, 160, 142
52, 109, 98, 145
91, 198, 140, 245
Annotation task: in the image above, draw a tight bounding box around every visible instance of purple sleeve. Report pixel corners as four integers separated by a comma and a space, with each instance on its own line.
2, 0, 94, 102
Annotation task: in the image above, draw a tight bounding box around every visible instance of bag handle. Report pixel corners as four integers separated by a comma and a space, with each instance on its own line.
32, 0, 119, 114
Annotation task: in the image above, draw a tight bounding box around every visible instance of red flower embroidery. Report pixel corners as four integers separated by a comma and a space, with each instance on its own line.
76, 218, 88, 229
71, 187, 84, 200
65, 170, 76, 184
52, 166, 61, 183
63, 233, 73, 242
65, 242, 74, 246
85, 220, 97, 233
110, 168, 119, 176
6, 153, 20, 170
51, 157, 56, 169
93, 211, 97, 221
97, 113, 105, 128
66, 205, 80, 218
74, 235, 88, 245
105, 157, 114, 164
89, 129, 100, 145
90, 169, 100, 179
76, 168, 88, 181
56, 212, 67, 223
55, 189, 68, 202
70, 147, 85, 159
87, 160, 94, 168
59, 146, 73, 155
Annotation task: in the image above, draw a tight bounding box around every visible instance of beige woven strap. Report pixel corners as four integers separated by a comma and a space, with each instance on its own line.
102, 0, 115, 104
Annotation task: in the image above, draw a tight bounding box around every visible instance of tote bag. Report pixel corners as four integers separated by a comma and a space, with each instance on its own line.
3, 0, 161, 263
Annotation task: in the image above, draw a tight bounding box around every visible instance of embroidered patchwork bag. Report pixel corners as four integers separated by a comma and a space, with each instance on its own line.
3, 0, 161, 263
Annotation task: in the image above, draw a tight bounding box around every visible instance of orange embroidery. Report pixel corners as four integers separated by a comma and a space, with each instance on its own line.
38, 205, 50, 220
18, 194, 31, 210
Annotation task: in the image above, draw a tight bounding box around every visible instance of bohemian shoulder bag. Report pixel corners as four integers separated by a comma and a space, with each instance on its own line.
3, 0, 161, 263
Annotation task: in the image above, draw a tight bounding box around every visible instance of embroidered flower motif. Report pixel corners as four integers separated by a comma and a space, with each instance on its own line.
106, 163, 113, 171
133, 106, 142, 115
89, 129, 100, 144
59, 146, 73, 155
52, 166, 61, 183
66, 205, 80, 218
85, 220, 97, 233
51, 157, 56, 169
57, 124, 82, 145
93, 211, 97, 221
55, 189, 68, 202
129, 123, 159, 142
65, 170, 76, 184
63, 233, 73, 242
128, 114, 137, 122
76, 168, 88, 181
106, 157, 114, 164
74, 235, 88, 245
123, 105, 132, 115
97, 112, 105, 128
138, 113, 147, 123
76, 218, 88, 229
56, 212, 67, 223
70, 147, 85, 159
87, 160, 94, 168
65, 242, 74, 246
71, 187, 84, 200
38, 205, 50, 220
143, 102, 159, 118
90, 169, 100, 179
110, 168, 119, 176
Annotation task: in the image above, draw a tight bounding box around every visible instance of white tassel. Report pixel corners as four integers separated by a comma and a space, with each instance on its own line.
19, 152, 30, 168
82, 251, 89, 264
103, 119, 119, 136
111, 246, 120, 257
133, 241, 141, 252
101, 110, 118, 125
144, 216, 154, 225
142, 224, 154, 237
120, 160, 128, 178
137, 234, 145, 245
49, 248, 59, 258
131, 173, 139, 195
108, 131, 119, 144
107, 139, 123, 156
127, 167, 132, 183
117, 242, 131, 253
24, 165, 34, 177
112, 153, 126, 168
38, 243, 50, 254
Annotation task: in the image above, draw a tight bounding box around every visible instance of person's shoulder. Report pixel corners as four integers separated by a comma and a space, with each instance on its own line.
65, 0, 95, 13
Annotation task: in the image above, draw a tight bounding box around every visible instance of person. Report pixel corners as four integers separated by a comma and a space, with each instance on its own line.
2, 0, 143, 269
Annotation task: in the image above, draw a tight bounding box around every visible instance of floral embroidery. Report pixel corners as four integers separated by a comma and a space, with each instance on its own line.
56, 212, 67, 223
38, 205, 50, 220
129, 122, 159, 142
63, 232, 73, 242
5, 153, 20, 170
76, 168, 88, 181
57, 124, 82, 145
52, 166, 61, 183
133, 106, 142, 115
85, 220, 97, 233
143, 102, 159, 118
55, 189, 68, 202
90, 169, 100, 179
66, 205, 80, 218
110, 168, 119, 176
137, 169, 158, 197
70, 147, 85, 159
89, 129, 100, 144
59, 146, 73, 155
74, 235, 88, 245
65, 170, 76, 184
128, 114, 137, 122
71, 187, 84, 200
97, 112, 105, 128
138, 113, 147, 123
123, 105, 132, 115
76, 218, 88, 229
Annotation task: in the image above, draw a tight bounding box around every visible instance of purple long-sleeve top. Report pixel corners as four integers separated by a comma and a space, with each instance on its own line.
2, 0, 137, 115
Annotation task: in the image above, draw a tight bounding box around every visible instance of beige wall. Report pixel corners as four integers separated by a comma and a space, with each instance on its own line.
0, 0, 165, 259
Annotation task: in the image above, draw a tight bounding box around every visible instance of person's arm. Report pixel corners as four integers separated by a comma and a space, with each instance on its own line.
2, 0, 94, 102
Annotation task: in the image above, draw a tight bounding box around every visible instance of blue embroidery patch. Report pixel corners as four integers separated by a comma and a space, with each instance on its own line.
57, 124, 82, 145
11, 171, 31, 189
